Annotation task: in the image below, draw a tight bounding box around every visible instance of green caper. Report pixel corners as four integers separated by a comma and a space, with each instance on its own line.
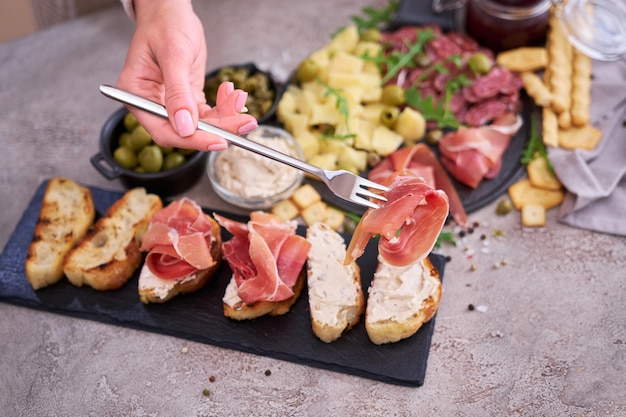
495, 199, 513, 216
123, 112, 139, 131
163, 152, 185, 170
414, 53, 431, 68
118, 132, 132, 149
296, 58, 319, 83
380, 106, 400, 128
360, 28, 381, 43
138, 145, 163, 173
129, 125, 152, 151
425, 129, 443, 146
381, 85, 406, 106
113, 146, 138, 170
468, 52, 492, 75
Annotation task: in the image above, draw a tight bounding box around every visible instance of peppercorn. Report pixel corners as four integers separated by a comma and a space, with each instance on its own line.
264, 369, 272, 376
468, 304, 475, 311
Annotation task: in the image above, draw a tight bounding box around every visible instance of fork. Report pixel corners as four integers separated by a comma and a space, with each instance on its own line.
99, 85, 389, 210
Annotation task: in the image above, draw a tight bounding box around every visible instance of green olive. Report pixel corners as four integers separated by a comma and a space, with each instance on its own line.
118, 132, 132, 149
163, 152, 186, 170
380, 106, 400, 128
113, 146, 138, 170
360, 28, 381, 43
123, 112, 139, 131
138, 145, 163, 173
129, 125, 152, 151
160, 146, 175, 154
381, 85, 406, 106
296, 58, 319, 83
468, 52, 492, 75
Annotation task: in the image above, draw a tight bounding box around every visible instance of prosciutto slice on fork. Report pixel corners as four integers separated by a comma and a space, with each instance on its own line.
345, 173, 449, 267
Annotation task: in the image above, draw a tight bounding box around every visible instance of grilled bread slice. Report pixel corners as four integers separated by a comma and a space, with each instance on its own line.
63, 187, 162, 291
365, 256, 442, 345
306, 222, 364, 343
25, 177, 95, 290
223, 270, 306, 320
138, 215, 222, 304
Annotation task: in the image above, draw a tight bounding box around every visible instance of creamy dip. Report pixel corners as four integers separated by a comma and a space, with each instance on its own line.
214, 128, 301, 198
306, 224, 360, 327
366, 256, 440, 323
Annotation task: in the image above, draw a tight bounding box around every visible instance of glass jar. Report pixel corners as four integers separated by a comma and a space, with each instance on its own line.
554, 0, 626, 61
464, 0, 551, 51
433, 0, 626, 60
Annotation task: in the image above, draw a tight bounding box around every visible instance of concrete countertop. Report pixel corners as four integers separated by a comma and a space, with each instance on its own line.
1, 1, 625, 416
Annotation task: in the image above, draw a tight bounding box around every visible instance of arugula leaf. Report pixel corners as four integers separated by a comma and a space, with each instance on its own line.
405, 87, 461, 130
521, 112, 554, 172
350, 0, 399, 33
434, 231, 457, 249
362, 28, 436, 85
316, 78, 356, 141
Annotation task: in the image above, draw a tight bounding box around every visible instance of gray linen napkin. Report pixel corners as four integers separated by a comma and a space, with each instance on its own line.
548, 58, 626, 236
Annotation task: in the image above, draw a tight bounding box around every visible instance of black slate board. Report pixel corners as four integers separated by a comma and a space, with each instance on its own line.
0, 181, 446, 387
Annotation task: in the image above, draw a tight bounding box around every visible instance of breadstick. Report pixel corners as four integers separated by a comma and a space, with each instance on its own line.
521, 72, 552, 107
571, 49, 592, 126
558, 108, 571, 129
542, 106, 559, 147
547, 15, 573, 114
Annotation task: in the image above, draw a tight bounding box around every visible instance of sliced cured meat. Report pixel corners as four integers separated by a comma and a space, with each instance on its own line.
464, 100, 507, 127
141, 198, 218, 280
345, 174, 449, 267
438, 116, 521, 188
215, 212, 311, 305
368, 144, 467, 227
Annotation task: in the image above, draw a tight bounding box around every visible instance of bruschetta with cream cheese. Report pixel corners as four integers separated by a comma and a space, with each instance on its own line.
306, 222, 364, 343
365, 256, 442, 345
138, 198, 222, 303
215, 211, 311, 320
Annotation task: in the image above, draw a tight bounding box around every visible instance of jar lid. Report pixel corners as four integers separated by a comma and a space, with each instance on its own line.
556, 0, 626, 61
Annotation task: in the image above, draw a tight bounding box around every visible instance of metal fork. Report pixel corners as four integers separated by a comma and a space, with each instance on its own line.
99, 85, 389, 210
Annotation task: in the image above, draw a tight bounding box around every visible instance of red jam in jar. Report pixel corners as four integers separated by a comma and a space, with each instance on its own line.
464, 0, 551, 52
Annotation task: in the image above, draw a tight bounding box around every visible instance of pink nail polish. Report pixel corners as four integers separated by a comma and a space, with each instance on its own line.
235, 92, 248, 112
174, 109, 195, 137
207, 143, 228, 152
238, 121, 258, 135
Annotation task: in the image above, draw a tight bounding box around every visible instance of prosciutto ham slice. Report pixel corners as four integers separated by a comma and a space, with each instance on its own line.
438, 113, 522, 189
369, 143, 467, 227
140, 198, 218, 280
345, 173, 449, 267
214, 211, 311, 305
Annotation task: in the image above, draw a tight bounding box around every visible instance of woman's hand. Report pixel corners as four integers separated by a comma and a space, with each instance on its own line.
116, 0, 257, 151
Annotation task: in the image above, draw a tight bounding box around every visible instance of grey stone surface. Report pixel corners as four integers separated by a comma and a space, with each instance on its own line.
1, 1, 625, 416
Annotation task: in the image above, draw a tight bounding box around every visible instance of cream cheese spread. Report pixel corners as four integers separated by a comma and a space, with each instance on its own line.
306, 224, 360, 327
222, 276, 242, 308
366, 256, 439, 323
214, 128, 300, 198
138, 265, 198, 300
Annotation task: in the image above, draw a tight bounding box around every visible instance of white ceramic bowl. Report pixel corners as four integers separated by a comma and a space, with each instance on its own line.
207, 125, 304, 210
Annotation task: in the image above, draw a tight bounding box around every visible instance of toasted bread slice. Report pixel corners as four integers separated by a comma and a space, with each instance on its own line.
306, 222, 364, 343
25, 177, 95, 290
365, 257, 442, 345
63, 188, 162, 291
223, 269, 306, 320
138, 216, 222, 303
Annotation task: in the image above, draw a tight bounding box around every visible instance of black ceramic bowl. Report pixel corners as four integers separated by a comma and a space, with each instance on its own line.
203, 62, 281, 125
91, 107, 208, 198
